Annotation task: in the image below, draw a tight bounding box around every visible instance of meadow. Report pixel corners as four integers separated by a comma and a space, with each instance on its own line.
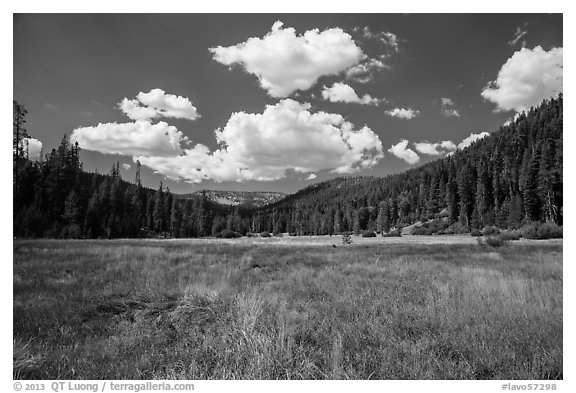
13, 236, 562, 380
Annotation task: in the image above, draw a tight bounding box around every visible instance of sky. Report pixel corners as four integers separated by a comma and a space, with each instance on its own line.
13, 14, 563, 194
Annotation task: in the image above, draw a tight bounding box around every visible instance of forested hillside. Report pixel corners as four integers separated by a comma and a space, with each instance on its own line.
13, 95, 562, 238
250, 95, 563, 235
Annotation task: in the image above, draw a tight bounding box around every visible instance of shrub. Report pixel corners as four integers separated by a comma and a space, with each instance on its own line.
361, 230, 376, 238
260, 232, 271, 238
442, 226, 455, 235
499, 229, 521, 241
220, 229, 241, 239
428, 219, 450, 233
477, 235, 507, 248
470, 229, 482, 237
536, 223, 563, 239
449, 223, 470, 234
245, 232, 254, 237
482, 225, 501, 236
520, 222, 539, 239
411, 226, 431, 235
288, 232, 298, 237
273, 232, 284, 237
341, 232, 353, 245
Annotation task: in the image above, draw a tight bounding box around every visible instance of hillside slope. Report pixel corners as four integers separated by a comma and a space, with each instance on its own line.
249, 95, 562, 235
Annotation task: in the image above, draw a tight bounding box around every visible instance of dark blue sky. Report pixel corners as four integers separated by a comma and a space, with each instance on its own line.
13, 14, 563, 194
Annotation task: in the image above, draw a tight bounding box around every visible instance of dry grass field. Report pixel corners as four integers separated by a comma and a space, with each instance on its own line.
13, 236, 562, 380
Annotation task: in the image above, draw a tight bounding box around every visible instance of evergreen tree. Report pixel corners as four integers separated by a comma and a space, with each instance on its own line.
170, 198, 182, 237
13, 101, 29, 208
153, 182, 164, 233
523, 147, 541, 221
333, 208, 343, 234
446, 162, 459, 224
377, 200, 390, 234
457, 163, 475, 227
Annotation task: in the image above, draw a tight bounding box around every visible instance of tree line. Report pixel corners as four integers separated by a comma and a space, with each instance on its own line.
13, 95, 562, 239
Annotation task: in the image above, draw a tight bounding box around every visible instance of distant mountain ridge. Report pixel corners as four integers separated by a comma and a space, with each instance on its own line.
178, 190, 286, 207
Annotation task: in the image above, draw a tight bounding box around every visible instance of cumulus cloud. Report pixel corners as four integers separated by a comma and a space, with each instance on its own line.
385, 107, 419, 119
481, 46, 563, 113
23, 137, 43, 161
122, 163, 132, 170
71, 120, 187, 157
409, 133, 488, 158
457, 132, 489, 149
136, 99, 384, 183
356, 26, 400, 52
321, 82, 381, 105
388, 139, 420, 165
345, 57, 388, 83
440, 97, 461, 118
72, 89, 200, 158
414, 140, 457, 156
119, 88, 200, 121
210, 21, 364, 97
305, 173, 317, 180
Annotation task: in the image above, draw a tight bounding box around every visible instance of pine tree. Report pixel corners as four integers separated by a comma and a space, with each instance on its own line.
163, 187, 173, 233
538, 139, 558, 223
427, 174, 440, 217
63, 190, 79, 223
522, 146, 541, 221
446, 162, 459, 224
13, 101, 30, 206
333, 208, 343, 234
153, 182, 164, 234
457, 162, 475, 227
170, 198, 182, 237
377, 200, 390, 234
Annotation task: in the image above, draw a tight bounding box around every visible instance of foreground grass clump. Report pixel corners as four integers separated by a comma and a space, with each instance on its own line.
13, 239, 562, 380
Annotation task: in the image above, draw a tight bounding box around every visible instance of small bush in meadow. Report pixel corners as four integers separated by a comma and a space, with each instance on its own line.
450, 223, 470, 234
536, 223, 563, 239
273, 232, 284, 237
361, 230, 376, 238
470, 229, 483, 237
442, 226, 455, 235
521, 222, 539, 239
341, 232, 353, 245
260, 232, 271, 238
428, 219, 450, 234
220, 229, 241, 239
499, 229, 521, 241
482, 225, 501, 236
411, 226, 430, 235
477, 235, 507, 248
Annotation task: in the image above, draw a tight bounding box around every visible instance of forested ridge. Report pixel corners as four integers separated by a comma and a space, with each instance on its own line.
13, 95, 562, 238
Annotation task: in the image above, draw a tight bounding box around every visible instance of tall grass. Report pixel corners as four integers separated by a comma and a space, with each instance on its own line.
13, 239, 562, 379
